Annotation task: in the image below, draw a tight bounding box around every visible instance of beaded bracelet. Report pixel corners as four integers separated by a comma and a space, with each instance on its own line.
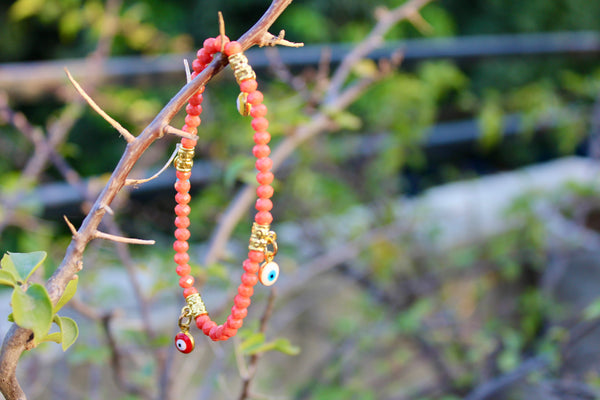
173, 36, 279, 353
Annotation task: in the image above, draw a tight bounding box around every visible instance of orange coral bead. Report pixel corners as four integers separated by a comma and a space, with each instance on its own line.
174, 228, 190, 241
185, 115, 201, 128
174, 180, 191, 193
175, 216, 190, 228
231, 306, 248, 319
183, 287, 197, 297
176, 264, 191, 276
238, 285, 254, 297
241, 272, 259, 286
196, 314, 210, 329
173, 240, 189, 253
255, 211, 273, 225
253, 131, 271, 145
255, 157, 273, 172
250, 104, 267, 118
226, 315, 243, 329
224, 41, 242, 56
179, 275, 194, 288
222, 327, 237, 337
256, 172, 274, 185
248, 251, 264, 263
186, 104, 203, 116
181, 137, 197, 148
189, 93, 204, 106
255, 198, 273, 212
203, 38, 216, 53
252, 144, 271, 158
247, 91, 263, 105
243, 260, 260, 274
174, 252, 190, 265
174, 204, 191, 216
196, 48, 213, 64
240, 79, 258, 93
234, 295, 251, 309
212, 35, 230, 53
202, 320, 217, 335
251, 117, 269, 132
176, 171, 191, 181
256, 185, 274, 199
175, 192, 191, 205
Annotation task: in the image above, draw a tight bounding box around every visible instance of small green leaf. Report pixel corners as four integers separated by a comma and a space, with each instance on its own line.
12, 283, 53, 340
241, 335, 300, 356
38, 332, 63, 344
54, 276, 78, 313
7, 313, 14, 322
2, 251, 47, 283
584, 297, 600, 320
0, 270, 16, 287
240, 332, 265, 354
53, 315, 79, 351
272, 338, 301, 356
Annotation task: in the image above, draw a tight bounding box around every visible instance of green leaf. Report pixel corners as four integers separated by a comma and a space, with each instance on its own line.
12, 283, 53, 340
1, 251, 46, 283
38, 332, 63, 344
0, 270, 16, 287
478, 96, 504, 150
53, 315, 79, 351
54, 276, 78, 313
241, 334, 300, 356
272, 338, 301, 356
9, 0, 45, 20
240, 332, 265, 354
583, 297, 600, 320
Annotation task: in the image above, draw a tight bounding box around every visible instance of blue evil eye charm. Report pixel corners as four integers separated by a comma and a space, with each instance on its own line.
175, 331, 195, 354
259, 261, 279, 286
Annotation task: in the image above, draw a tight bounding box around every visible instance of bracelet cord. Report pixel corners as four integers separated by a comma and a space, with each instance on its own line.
173, 36, 277, 350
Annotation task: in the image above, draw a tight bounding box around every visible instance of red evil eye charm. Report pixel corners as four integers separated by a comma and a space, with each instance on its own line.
175, 331, 195, 353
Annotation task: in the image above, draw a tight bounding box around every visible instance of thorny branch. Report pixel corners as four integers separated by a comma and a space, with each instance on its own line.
0, 1, 296, 399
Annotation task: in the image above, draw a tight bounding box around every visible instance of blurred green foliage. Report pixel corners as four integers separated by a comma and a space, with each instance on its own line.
2, 0, 600, 399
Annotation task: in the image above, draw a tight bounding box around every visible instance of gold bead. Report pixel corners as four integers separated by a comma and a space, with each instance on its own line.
174, 146, 195, 172
185, 293, 207, 317
228, 53, 256, 85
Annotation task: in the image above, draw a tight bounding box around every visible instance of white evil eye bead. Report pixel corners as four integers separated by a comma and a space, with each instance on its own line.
175, 332, 195, 354
259, 262, 279, 286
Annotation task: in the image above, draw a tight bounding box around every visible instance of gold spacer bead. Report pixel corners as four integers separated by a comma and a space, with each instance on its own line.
185, 293, 208, 317
228, 53, 256, 85
249, 222, 271, 252
174, 146, 195, 172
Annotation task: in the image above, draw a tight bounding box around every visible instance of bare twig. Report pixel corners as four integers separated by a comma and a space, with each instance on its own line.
65, 68, 136, 143
325, 0, 433, 103
63, 216, 78, 236
125, 145, 180, 186
93, 230, 155, 245
163, 125, 198, 140
238, 289, 277, 400
260, 30, 304, 48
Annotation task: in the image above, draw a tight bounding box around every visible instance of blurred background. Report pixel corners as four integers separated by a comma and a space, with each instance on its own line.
1, 0, 600, 399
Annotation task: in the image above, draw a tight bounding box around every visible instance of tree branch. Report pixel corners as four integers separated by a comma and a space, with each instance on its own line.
0, 1, 299, 399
